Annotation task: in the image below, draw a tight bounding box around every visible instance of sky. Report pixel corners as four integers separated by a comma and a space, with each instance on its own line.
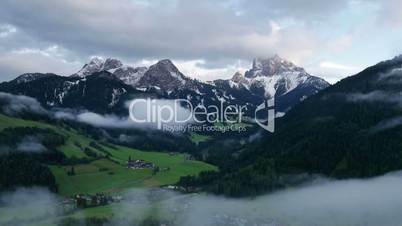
0, 0, 401, 83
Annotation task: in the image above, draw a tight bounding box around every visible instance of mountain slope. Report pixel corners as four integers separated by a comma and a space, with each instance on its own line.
255, 55, 402, 177
0, 71, 146, 114
0, 113, 216, 195
0, 56, 329, 120
183, 55, 402, 196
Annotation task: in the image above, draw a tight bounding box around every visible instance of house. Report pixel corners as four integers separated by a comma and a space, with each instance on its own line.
184, 154, 195, 161
127, 159, 154, 169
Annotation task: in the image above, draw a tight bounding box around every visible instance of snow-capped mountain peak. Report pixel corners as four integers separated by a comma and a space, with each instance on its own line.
246, 55, 305, 78
231, 71, 243, 82
103, 58, 123, 71
230, 71, 250, 88
136, 59, 188, 91
214, 55, 330, 101
75, 57, 124, 77
72, 57, 147, 86
75, 57, 107, 77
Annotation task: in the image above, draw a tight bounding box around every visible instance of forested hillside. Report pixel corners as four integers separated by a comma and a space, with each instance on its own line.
180, 56, 402, 197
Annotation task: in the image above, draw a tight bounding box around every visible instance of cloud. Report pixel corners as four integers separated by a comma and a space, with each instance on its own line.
1, 0, 319, 59
0, 136, 47, 154
16, 136, 47, 153
55, 99, 194, 131
109, 171, 402, 225
248, 131, 262, 142
346, 91, 402, 105
0, 24, 16, 38
77, 112, 134, 128
118, 134, 141, 143
371, 116, 402, 132
0, 46, 81, 80
0, 187, 62, 226
174, 59, 249, 81
377, 0, 402, 27
0, 92, 48, 116
3, 172, 402, 225
0, 0, 350, 81
0, 92, 192, 132
55, 110, 141, 128
378, 66, 402, 81
320, 61, 358, 70
311, 61, 362, 83
0, 0, 400, 83
0, 0, 279, 60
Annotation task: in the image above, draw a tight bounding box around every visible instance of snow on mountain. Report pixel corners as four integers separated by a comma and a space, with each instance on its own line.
113, 66, 147, 86
75, 57, 106, 77
72, 58, 191, 91
136, 59, 189, 91
245, 54, 305, 78
6, 55, 329, 115
224, 55, 329, 99
73, 57, 147, 86
230, 71, 250, 88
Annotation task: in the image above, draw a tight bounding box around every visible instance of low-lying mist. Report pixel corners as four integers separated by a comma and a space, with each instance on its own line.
2, 172, 402, 226
54, 98, 194, 131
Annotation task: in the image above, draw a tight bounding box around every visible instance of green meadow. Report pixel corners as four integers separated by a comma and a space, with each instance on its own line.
0, 114, 216, 196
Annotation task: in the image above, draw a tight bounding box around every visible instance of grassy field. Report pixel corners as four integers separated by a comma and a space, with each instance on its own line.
50, 149, 215, 196
0, 114, 54, 130
0, 114, 216, 196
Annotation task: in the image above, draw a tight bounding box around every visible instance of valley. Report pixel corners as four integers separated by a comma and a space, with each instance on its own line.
2, 0, 402, 225
0, 113, 216, 196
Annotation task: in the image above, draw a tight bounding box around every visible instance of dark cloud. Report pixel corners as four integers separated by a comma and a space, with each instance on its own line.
0, 0, 329, 75
0, 0, 399, 82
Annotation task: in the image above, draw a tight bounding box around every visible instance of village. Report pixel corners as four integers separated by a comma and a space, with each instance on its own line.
127, 158, 154, 170
59, 155, 197, 211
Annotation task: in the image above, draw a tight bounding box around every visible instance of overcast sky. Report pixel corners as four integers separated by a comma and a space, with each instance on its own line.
0, 0, 401, 83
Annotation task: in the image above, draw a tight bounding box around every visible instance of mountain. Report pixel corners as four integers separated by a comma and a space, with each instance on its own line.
0, 71, 145, 114
72, 58, 190, 92
186, 55, 402, 197
73, 57, 147, 86
14, 73, 55, 84
212, 55, 330, 111
0, 55, 329, 117
136, 59, 188, 91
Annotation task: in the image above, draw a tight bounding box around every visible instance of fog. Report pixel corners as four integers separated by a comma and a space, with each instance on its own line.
371, 115, 402, 132
0, 187, 62, 226
0, 92, 193, 132
55, 99, 194, 131
2, 172, 402, 225
16, 136, 47, 153
378, 67, 402, 82
0, 136, 47, 154
346, 90, 402, 105
123, 172, 402, 226
54, 108, 133, 128
0, 92, 48, 116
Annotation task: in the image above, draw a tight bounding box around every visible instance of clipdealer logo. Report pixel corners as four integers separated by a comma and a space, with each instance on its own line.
128, 98, 275, 132
254, 98, 275, 132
